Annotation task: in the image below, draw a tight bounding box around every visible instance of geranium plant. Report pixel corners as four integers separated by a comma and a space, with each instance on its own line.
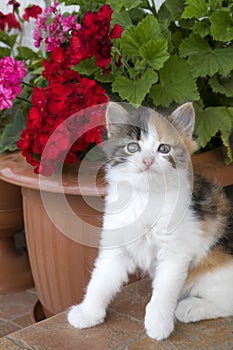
0, 0, 233, 176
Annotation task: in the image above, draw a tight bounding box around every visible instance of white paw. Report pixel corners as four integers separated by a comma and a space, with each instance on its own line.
144, 301, 174, 341
175, 299, 204, 323
67, 303, 106, 329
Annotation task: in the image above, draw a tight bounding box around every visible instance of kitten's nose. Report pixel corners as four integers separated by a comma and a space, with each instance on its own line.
143, 157, 154, 169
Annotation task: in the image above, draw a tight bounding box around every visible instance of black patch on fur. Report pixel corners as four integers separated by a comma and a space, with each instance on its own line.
163, 155, 176, 168
190, 175, 218, 220
217, 209, 233, 256
126, 125, 141, 140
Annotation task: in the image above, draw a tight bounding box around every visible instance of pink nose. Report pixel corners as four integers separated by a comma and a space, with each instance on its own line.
143, 157, 154, 169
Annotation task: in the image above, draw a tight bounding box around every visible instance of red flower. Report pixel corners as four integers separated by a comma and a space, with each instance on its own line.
68, 4, 122, 72
8, 1, 20, 11
17, 47, 108, 176
23, 5, 42, 22
1, 13, 21, 30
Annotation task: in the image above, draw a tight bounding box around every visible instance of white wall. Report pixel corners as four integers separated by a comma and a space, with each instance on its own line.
0, 1, 78, 49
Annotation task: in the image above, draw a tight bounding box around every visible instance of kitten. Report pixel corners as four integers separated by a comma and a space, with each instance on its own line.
68, 102, 233, 340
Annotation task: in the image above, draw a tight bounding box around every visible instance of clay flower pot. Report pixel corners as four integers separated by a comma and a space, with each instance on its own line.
0, 176, 33, 293
0, 152, 105, 316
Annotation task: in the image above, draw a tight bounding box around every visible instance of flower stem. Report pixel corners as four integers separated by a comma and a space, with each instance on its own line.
21, 81, 33, 88
16, 96, 31, 104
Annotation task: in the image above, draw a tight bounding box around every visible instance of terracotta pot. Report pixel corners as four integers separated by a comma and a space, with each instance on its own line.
0, 148, 232, 315
0, 152, 105, 316
192, 146, 233, 187
0, 177, 33, 293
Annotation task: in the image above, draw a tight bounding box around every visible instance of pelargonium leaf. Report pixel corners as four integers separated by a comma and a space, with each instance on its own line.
0, 110, 26, 152
139, 39, 169, 70
209, 74, 233, 97
210, 8, 233, 42
112, 69, 158, 105
121, 15, 162, 55
182, 0, 209, 19
195, 106, 233, 148
180, 34, 233, 77
150, 56, 199, 107
107, 0, 143, 12
192, 19, 210, 38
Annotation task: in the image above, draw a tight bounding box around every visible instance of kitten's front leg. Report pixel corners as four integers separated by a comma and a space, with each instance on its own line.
145, 250, 189, 340
68, 248, 133, 329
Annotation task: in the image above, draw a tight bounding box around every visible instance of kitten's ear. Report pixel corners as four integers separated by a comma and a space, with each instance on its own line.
171, 102, 195, 136
105, 102, 129, 138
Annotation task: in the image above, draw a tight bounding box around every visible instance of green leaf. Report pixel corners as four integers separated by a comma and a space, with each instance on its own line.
112, 10, 132, 29
72, 58, 97, 75
112, 69, 158, 105
107, 0, 142, 12
58, 0, 80, 4
179, 34, 233, 77
0, 32, 17, 47
163, 0, 184, 21
209, 74, 233, 97
0, 110, 26, 152
210, 8, 233, 42
192, 19, 210, 37
121, 15, 162, 55
120, 26, 139, 55
139, 39, 169, 70
182, 0, 209, 19
179, 34, 210, 57
150, 56, 199, 107
137, 16, 161, 44
95, 69, 115, 83
0, 47, 11, 58
17, 46, 39, 60
195, 106, 233, 147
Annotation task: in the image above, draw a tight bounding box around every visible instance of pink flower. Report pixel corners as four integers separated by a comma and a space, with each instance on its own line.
62, 15, 81, 32
0, 57, 26, 81
34, 1, 81, 52
0, 84, 14, 110
0, 57, 26, 111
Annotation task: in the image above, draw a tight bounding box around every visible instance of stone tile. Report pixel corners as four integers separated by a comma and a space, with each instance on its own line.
0, 291, 37, 321
0, 337, 35, 350
0, 291, 37, 306
26, 288, 37, 295
2, 278, 233, 350
0, 321, 20, 337
128, 337, 166, 350
13, 314, 32, 328
159, 318, 233, 350
109, 278, 151, 322
9, 311, 143, 350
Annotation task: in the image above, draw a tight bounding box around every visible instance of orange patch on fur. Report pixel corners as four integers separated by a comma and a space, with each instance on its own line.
185, 248, 233, 290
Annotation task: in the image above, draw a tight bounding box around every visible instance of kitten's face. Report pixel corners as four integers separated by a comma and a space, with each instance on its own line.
104, 103, 197, 187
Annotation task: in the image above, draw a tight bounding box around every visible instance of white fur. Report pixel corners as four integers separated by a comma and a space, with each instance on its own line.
68, 115, 233, 340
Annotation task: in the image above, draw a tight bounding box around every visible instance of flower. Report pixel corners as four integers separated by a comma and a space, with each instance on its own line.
68, 4, 122, 73
0, 57, 26, 110
34, 1, 81, 52
23, 5, 42, 22
2, 0, 232, 176
17, 44, 108, 175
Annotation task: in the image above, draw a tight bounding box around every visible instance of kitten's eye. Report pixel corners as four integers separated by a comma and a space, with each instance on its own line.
158, 144, 171, 154
127, 142, 141, 153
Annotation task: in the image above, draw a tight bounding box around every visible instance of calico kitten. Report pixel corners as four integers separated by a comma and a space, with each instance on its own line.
68, 102, 233, 340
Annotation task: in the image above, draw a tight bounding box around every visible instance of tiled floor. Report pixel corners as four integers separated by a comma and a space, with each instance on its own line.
0, 231, 37, 338
0, 288, 38, 337
1, 278, 233, 350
